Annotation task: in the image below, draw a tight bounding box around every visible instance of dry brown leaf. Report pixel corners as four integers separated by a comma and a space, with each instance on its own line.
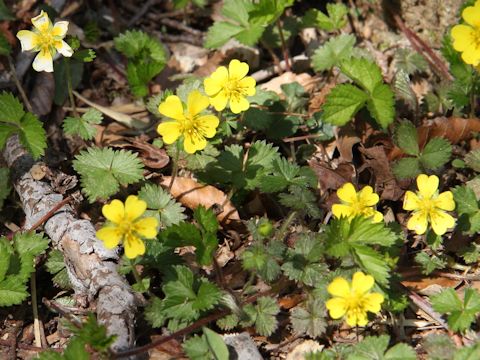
400, 267, 460, 292
160, 176, 240, 224
128, 139, 169, 169
308, 159, 354, 193
336, 124, 361, 162
260, 72, 314, 95
148, 336, 184, 360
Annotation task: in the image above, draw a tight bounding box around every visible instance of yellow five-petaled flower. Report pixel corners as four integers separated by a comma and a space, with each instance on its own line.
16, 10, 73, 72
204, 59, 256, 114
332, 183, 383, 223
451, 0, 480, 66
96, 195, 159, 259
403, 174, 455, 235
326, 271, 384, 327
157, 90, 219, 154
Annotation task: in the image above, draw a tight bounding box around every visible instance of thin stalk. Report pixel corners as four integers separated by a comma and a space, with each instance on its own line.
30, 274, 42, 348
7, 55, 33, 113
276, 19, 291, 72
470, 70, 478, 118
168, 141, 180, 191
65, 58, 79, 117
276, 211, 297, 241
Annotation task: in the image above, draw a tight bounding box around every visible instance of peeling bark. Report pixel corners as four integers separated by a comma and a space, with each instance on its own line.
4, 135, 140, 351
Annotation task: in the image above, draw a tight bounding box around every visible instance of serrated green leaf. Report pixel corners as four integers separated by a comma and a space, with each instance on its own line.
0, 124, 16, 151
420, 137, 452, 170
63, 108, 102, 141
353, 245, 391, 286
454, 342, 480, 360
242, 296, 279, 336
423, 334, 456, 360
395, 120, 419, 155
0, 277, 28, 307
290, 298, 327, 337
394, 70, 417, 110
242, 242, 283, 282
203, 327, 229, 360
347, 335, 415, 360
46, 250, 71, 289
0, 91, 25, 124
322, 84, 368, 126
73, 147, 144, 202
465, 149, 480, 172
453, 186, 478, 215
54, 58, 83, 106
222, 0, 251, 27
183, 335, 211, 360
0, 237, 13, 281
279, 185, 322, 219
366, 83, 395, 128
392, 157, 421, 179
14, 232, 50, 260
144, 296, 166, 328
0, 167, 10, 211
138, 184, 186, 227
394, 48, 428, 75
194, 206, 218, 234
415, 252, 446, 275
311, 34, 355, 72
67, 313, 116, 352
204, 21, 244, 48
340, 57, 383, 93
303, 4, 348, 31
18, 112, 47, 159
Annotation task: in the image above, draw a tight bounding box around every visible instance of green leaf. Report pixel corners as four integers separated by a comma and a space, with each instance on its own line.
321, 84, 368, 126
392, 157, 421, 179
242, 296, 279, 336
347, 335, 415, 360
18, 112, 47, 159
0, 91, 25, 124
420, 137, 452, 170
340, 57, 383, 93
394, 48, 428, 75
46, 250, 71, 289
144, 297, 166, 328
203, 327, 230, 360
279, 185, 322, 219
0, 167, 11, 211
453, 186, 478, 215
0, 0, 14, 21
303, 3, 348, 31
242, 242, 284, 282
194, 206, 218, 234
14, 232, 50, 260
366, 83, 395, 128
454, 342, 480, 360
0, 277, 28, 307
67, 313, 116, 352
0, 237, 13, 282
423, 334, 456, 360
221, 0, 251, 27
204, 21, 243, 48
138, 184, 186, 227
54, 59, 83, 105
353, 245, 391, 287
394, 70, 417, 110
394, 120, 419, 156
259, 157, 317, 193
0, 32, 12, 56
311, 34, 355, 72
63, 108, 103, 141
290, 298, 327, 337
183, 335, 211, 360
415, 252, 446, 275
73, 147, 144, 202
465, 149, 480, 172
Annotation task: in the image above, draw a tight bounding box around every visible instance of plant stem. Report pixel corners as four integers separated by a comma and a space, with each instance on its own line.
276, 19, 291, 72
168, 141, 180, 191
470, 70, 478, 118
276, 211, 297, 241
65, 58, 79, 118
31, 273, 42, 348
7, 54, 33, 113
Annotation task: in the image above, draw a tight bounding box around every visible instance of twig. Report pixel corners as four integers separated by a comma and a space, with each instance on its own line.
127, 0, 159, 27
0, 339, 62, 353
159, 18, 203, 36
250, 54, 308, 82
153, 31, 203, 46
26, 196, 73, 233
7, 55, 33, 113
30, 274, 43, 348
276, 19, 291, 72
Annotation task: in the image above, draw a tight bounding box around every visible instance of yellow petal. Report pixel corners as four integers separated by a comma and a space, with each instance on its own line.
102, 199, 125, 223
348, 311, 368, 327
228, 59, 249, 80
16, 30, 39, 51
124, 234, 146, 259
54, 40, 73, 57
357, 186, 379, 206
32, 10, 52, 33
430, 210, 455, 235
371, 210, 384, 223
204, 66, 228, 96
434, 191, 455, 211
337, 183, 357, 203
403, 190, 420, 211
187, 90, 210, 117
326, 298, 347, 319
32, 49, 53, 72
52, 21, 69, 37
332, 204, 354, 219
229, 95, 250, 114
196, 115, 219, 138
158, 95, 185, 120
461, 46, 480, 66
124, 195, 147, 221
157, 121, 182, 144
416, 174, 438, 199
209, 90, 229, 111
238, 76, 256, 96
463, 3, 480, 27
407, 211, 428, 235
96, 226, 122, 249
184, 133, 207, 154
351, 272, 374, 294
327, 277, 351, 297
451, 24, 475, 52
363, 293, 384, 313
134, 217, 159, 238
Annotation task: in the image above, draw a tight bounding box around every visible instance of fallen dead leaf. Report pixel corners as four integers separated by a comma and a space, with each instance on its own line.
286, 340, 323, 360
160, 176, 240, 224
400, 267, 460, 293
260, 72, 315, 95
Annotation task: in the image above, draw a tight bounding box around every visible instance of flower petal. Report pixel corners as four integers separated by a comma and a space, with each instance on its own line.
124, 234, 146, 259
157, 121, 182, 144
337, 183, 357, 203
363, 293, 384, 313
134, 217, 159, 238
430, 211, 455, 235
463, 3, 480, 27
228, 59, 249, 80
124, 195, 147, 221
16, 30, 39, 51
416, 174, 438, 199
32, 10, 52, 32
96, 226, 122, 249
158, 95, 185, 120
196, 115, 219, 138
209, 91, 229, 111
358, 186, 379, 206
32, 49, 53, 72
184, 133, 207, 154
371, 210, 384, 223
102, 199, 125, 224
403, 190, 420, 211
327, 277, 350, 297
238, 76, 256, 96
351, 272, 374, 294
229, 95, 250, 114
326, 298, 347, 319
461, 46, 480, 66
54, 40, 73, 57
407, 211, 428, 235
348, 311, 368, 327
52, 21, 69, 37
204, 66, 228, 96
187, 90, 209, 117
434, 191, 455, 211
451, 24, 475, 52
332, 204, 354, 219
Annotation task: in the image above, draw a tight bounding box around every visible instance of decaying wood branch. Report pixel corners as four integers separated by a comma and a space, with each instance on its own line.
3, 135, 140, 352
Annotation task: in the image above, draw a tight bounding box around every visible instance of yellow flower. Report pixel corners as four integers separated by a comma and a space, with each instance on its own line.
332, 183, 383, 223
204, 59, 256, 114
16, 10, 73, 72
451, 0, 480, 65
403, 174, 455, 235
326, 272, 384, 327
157, 90, 219, 154
96, 195, 159, 259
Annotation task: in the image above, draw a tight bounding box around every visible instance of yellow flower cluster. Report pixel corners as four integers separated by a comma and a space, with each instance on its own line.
451, 0, 480, 66
156, 59, 256, 153
332, 183, 383, 223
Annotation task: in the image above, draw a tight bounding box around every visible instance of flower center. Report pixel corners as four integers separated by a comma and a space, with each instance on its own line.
344, 292, 367, 313
474, 26, 480, 48
118, 219, 135, 239
180, 114, 205, 142
418, 197, 436, 216
224, 78, 246, 100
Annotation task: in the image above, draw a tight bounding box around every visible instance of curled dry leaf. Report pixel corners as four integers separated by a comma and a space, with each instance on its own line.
159, 176, 240, 224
